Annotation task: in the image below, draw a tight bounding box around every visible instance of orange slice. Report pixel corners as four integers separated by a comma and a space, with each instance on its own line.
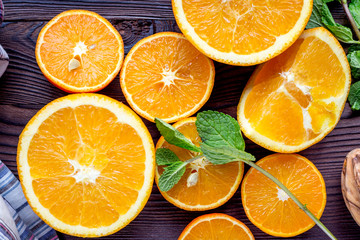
17, 94, 154, 237
36, 10, 124, 93
120, 32, 214, 123
237, 27, 351, 153
172, 0, 313, 66
241, 154, 326, 237
178, 213, 255, 240
155, 117, 243, 211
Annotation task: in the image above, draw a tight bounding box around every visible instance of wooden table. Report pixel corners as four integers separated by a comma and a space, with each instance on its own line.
0, 1, 359, 239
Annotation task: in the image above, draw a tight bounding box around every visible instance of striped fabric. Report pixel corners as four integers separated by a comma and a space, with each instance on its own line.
0, 161, 59, 240
0, 0, 3, 24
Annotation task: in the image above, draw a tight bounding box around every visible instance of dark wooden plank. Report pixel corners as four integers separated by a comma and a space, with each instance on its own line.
2, 0, 174, 21
1, 4, 360, 240
1, 0, 348, 22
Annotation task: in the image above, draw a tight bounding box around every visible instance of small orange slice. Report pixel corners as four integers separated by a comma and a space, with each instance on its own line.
237, 27, 351, 153
178, 213, 255, 240
241, 154, 326, 237
120, 32, 215, 123
155, 117, 243, 211
172, 0, 313, 66
36, 10, 124, 93
17, 94, 154, 237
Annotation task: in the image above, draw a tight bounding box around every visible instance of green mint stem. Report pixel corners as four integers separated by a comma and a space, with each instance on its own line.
342, 0, 360, 40
185, 154, 204, 164
246, 161, 337, 240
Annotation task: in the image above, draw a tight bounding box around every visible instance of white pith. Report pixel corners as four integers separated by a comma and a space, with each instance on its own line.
238, 28, 351, 153
73, 41, 88, 57
277, 188, 290, 202
68, 159, 100, 184
18, 94, 154, 237
186, 156, 208, 187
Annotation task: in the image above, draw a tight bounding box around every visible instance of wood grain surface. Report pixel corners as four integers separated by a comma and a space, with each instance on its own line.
0, 1, 360, 239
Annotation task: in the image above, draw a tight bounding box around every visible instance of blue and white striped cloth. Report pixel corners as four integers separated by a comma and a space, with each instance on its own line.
0, 160, 58, 240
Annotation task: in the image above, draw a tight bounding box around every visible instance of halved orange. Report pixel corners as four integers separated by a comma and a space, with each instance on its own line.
241, 154, 326, 237
120, 32, 215, 123
36, 10, 124, 92
17, 94, 154, 237
172, 0, 313, 66
178, 213, 255, 240
155, 117, 243, 211
238, 27, 351, 153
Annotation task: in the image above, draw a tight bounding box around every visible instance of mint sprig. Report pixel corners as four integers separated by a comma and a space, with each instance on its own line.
156, 148, 180, 166
158, 161, 187, 192
155, 111, 337, 240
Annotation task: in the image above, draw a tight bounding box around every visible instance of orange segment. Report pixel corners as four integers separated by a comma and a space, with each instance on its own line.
36, 10, 124, 92
241, 154, 326, 237
120, 32, 214, 123
238, 27, 351, 153
17, 94, 155, 237
155, 118, 243, 211
178, 213, 255, 240
173, 0, 312, 65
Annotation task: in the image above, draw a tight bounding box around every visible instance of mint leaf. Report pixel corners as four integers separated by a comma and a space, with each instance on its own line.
320, 3, 360, 44
158, 161, 187, 192
156, 148, 180, 166
349, 44, 360, 54
321, 3, 336, 25
307, 0, 360, 44
349, 81, 360, 110
196, 111, 245, 151
155, 118, 201, 152
324, 23, 359, 44
306, 0, 325, 28
201, 143, 255, 165
349, 0, 360, 28
348, 50, 360, 79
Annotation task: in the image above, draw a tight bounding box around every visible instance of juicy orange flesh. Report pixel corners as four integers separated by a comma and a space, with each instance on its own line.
183, 218, 252, 240
28, 105, 146, 227
124, 36, 211, 119
244, 36, 345, 146
39, 14, 120, 87
182, 0, 303, 54
243, 154, 325, 234
157, 120, 242, 206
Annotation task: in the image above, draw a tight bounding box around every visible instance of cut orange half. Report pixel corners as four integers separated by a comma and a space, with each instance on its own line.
120, 32, 215, 123
36, 10, 124, 92
155, 117, 243, 211
178, 213, 255, 240
238, 27, 351, 153
17, 94, 154, 237
241, 154, 326, 237
172, 0, 313, 66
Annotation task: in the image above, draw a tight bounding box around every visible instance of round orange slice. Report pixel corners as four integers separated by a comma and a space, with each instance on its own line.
172, 0, 313, 66
241, 154, 326, 237
237, 27, 351, 153
178, 213, 255, 240
36, 10, 124, 93
120, 32, 215, 123
155, 117, 243, 211
17, 94, 154, 237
